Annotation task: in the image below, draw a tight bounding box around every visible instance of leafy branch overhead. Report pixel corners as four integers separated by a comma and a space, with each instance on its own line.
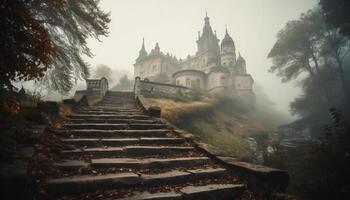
0, 0, 110, 93
268, 9, 350, 103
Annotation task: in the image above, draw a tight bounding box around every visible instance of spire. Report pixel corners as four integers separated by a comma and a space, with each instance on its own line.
141, 37, 145, 51
236, 52, 247, 74
136, 37, 147, 62
204, 10, 210, 25
225, 24, 228, 35
196, 11, 219, 54
154, 42, 160, 53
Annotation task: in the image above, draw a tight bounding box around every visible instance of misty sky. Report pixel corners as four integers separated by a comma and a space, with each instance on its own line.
86, 0, 318, 114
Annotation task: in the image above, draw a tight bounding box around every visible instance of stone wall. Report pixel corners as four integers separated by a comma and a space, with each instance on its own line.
73, 77, 109, 105
134, 77, 192, 99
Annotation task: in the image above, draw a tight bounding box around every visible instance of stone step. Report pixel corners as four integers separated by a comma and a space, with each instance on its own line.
61, 146, 194, 157
123, 146, 194, 157
65, 129, 170, 137
90, 157, 210, 169
180, 184, 245, 200
117, 191, 181, 200
139, 137, 185, 145
96, 103, 136, 107
46, 173, 139, 195
61, 138, 139, 146
140, 168, 226, 186
86, 106, 140, 110
66, 118, 162, 124
62, 147, 123, 156
68, 114, 151, 120
117, 184, 245, 200
81, 108, 142, 112
53, 160, 89, 170
63, 123, 166, 130
81, 108, 141, 112
63, 123, 129, 130
78, 111, 142, 115
46, 169, 227, 196
61, 137, 184, 146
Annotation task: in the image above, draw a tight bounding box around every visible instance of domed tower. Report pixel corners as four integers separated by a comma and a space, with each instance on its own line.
220, 27, 236, 68
236, 53, 247, 74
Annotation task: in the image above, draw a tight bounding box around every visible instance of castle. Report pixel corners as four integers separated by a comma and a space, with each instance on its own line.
134, 13, 254, 99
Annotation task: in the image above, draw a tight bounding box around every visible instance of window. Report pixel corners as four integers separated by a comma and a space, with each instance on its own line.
186, 78, 191, 87
220, 76, 225, 85
152, 65, 157, 72
176, 80, 180, 85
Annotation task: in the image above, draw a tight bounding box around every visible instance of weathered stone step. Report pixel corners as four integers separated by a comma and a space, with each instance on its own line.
61, 138, 139, 146
78, 111, 142, 115
63, 123, 129, 130
62, 147, 123, 156
54, 157, 209, 170
81, 109, 142, 113
96, 103, 136, 107
46, 169, 227, 196
65, 129, 170, 137
140, 168, 226, 185
66, 118, 162, 124
117, 191, 181, 200
180, 184, 245, 200
68, 114, 150, 120
61, 137, 184, 146
117, 184, 245, 200
54, 160, 89, 170
46, 173, 139, 195
61, 146, 194, 157
124, 146, 194, 156
85, 106, 140, 110
63, 123, 166, 130
90, 157, 210, 169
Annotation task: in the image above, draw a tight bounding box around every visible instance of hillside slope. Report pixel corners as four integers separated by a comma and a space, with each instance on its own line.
146, 97, 290, 161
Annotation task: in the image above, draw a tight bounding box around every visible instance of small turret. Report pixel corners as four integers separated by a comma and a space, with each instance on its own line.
236, 53, 247, 74
220, 26, 236, 67
154, 42, 160, 54
221, 26, 235, 48
136, 38, 148, 62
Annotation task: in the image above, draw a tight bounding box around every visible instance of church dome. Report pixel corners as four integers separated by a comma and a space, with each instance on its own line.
221, 30, 234, 47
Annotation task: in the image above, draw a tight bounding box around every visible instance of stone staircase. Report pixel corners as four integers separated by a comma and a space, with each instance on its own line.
43, 91, 251, 199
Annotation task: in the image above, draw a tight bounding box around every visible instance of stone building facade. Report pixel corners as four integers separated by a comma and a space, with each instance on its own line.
134, 14, 254, 99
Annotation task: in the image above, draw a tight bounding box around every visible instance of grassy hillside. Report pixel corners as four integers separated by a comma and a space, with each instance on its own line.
146, 97, 290, 161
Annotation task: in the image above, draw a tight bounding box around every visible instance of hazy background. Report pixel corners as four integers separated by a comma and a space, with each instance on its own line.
85, 0, 318, 115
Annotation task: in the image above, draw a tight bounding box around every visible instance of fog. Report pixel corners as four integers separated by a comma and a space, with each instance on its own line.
85, 0, 318, 115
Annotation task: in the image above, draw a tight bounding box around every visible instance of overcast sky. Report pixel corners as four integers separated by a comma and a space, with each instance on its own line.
86, 0, 318, 114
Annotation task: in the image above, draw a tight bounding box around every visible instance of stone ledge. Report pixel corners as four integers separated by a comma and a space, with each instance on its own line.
135, 95, 161, 117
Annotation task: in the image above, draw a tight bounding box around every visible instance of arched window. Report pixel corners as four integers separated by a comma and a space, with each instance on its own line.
186, 78, 191, 87
176, 80, 180, 85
